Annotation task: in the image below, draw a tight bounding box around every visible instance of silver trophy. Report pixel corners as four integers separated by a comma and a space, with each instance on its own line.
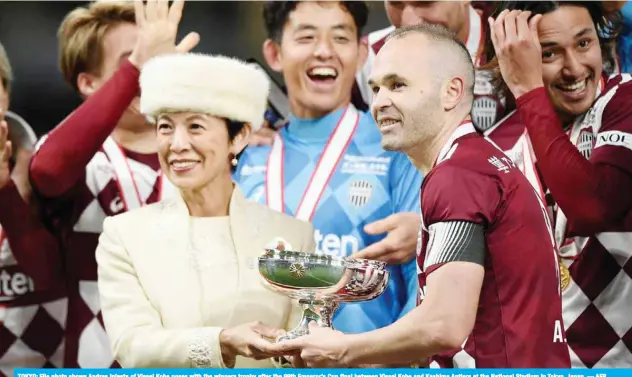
257, 249, 389, 342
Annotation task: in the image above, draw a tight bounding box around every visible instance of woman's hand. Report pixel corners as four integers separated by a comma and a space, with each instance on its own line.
219, 321, 285, 367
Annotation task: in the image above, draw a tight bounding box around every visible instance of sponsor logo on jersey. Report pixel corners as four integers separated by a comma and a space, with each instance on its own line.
348, 180, 373, 207
314, 229, 359, 256
0, 268, 35, 301
0, 241, 37, 300
595, 130, 632, 152
240, 164, 267, 176
340, 155, 390, 176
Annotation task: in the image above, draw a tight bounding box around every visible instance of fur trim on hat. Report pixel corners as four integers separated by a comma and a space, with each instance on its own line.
139, 53, 270, 130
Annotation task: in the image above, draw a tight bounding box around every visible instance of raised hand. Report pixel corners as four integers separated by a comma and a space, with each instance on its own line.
128, 0, 200, 68
489, 10, 544, 99
0, 109, 12, 189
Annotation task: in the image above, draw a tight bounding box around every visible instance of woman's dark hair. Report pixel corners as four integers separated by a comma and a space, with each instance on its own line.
224, 118, 246, 142
263, 1, 369, 43
481, 1, 622, 102
223, 118, 247, 171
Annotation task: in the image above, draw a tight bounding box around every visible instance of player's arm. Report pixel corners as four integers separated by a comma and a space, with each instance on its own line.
29, 61, 140, 198
0, 115, 62, 287
342, 165, 498, 366
343, 221, 485, 367
516, 82, 632, 235
269, 167, 497, 367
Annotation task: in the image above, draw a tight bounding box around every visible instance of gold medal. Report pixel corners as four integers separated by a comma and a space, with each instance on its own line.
560, 262, 570, 291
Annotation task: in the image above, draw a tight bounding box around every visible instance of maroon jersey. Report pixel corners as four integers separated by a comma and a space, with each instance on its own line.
31, 145, 163, 368
355, 4, 504, 131
418, 122, 570, 368
0, 181, 67, 376
485, 74, 632, 368
27, 61, 180, 368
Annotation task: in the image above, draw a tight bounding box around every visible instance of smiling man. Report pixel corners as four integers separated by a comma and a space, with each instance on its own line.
485, 2, 632, 368
233, 1, 422, 334
267, 24, 570, 369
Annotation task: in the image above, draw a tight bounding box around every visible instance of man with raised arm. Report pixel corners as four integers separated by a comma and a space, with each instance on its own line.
27, 0, 198, 368
0, 45, 66, 374
485, 2, 632, 368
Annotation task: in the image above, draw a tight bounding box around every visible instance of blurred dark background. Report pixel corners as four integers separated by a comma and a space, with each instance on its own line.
0, 1, 391, 136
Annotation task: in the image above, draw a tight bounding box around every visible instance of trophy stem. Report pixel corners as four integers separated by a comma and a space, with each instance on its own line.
276, 299, 339, 342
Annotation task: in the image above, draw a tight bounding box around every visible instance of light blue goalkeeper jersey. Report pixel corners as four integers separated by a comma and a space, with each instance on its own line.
233, 105, 422, 333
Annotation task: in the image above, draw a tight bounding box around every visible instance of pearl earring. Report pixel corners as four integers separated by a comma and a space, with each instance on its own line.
231, 157, 238, 167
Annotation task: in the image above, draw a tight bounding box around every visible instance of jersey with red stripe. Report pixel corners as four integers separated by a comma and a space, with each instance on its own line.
0, 231, 67, 376
418, 123, 569, 368
31, 137, 164, 368
355, 4, 503, 131
485, 74, 632, 368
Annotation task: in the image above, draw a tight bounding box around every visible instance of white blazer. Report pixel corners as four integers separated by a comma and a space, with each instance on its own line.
96, 186, 315, 368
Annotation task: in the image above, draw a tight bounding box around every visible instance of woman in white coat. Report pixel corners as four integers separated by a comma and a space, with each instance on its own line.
95, 53, 315, 369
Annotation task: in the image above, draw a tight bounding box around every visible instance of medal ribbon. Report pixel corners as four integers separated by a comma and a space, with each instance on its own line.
265, 105, 360, 221
102, 136, 178, 211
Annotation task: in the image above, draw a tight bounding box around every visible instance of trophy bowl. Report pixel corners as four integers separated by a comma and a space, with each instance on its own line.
257, 249, 389, 343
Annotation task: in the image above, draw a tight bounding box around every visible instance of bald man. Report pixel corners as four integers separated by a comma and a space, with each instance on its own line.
267, 24, 570, 369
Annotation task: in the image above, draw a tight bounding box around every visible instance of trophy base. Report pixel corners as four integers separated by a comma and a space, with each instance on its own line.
272, 300, 339, 368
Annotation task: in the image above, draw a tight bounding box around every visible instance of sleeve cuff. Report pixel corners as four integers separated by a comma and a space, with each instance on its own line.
120, 59, 141, 78
515, 86, 548, 108
187, 327, 227, 368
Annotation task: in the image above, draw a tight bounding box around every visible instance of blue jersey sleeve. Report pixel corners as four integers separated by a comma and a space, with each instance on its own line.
389, 151, 423, 213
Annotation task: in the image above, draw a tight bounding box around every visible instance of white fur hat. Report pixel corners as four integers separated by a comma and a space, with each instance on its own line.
139, 53, 270, 130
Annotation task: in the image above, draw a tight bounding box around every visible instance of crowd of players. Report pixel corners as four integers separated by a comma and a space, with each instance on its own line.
0, 0, 631, 374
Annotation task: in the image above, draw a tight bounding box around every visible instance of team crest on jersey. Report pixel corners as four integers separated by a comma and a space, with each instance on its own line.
577, 129, 595, 159
348, 180, 373, 207
472, 95, 499, 131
